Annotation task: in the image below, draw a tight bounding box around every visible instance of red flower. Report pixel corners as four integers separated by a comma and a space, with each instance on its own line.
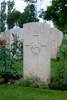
0, 41, 3, 45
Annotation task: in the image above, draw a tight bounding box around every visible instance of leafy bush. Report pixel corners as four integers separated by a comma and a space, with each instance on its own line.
50, 38, 67, 90
0, 40, 14, 73
0, 40, 22, 82
57, 37, 67, 60
12, 59, 23, 75
49, 60, 67, 90
11, 35, 23, 59
16, 77, 49, 89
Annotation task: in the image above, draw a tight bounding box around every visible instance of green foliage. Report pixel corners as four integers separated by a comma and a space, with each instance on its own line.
7, 0, 15, 15
7, 10, 21, 29
0, 37, 23, 80
16, 41, 23, 59
18, 4, 39, 28
49, 60, 67, 90
16, 77, 49, 89
0, 1, 6, 32
11, 40, 19, 57
0, 40, 23, 80
0, 0, 39, 30
57, 38, 67, 59
0, 0, 15, 31
50, 38, 67, 90
11, 35, 23, 59
40, 0, 67, 34
24, 0, 37, 3
12, 59, 23, 75
0, 40, 14, 76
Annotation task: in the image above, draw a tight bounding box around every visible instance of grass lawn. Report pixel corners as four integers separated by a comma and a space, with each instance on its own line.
0, 59, 67, 100
0, 85, 67, 100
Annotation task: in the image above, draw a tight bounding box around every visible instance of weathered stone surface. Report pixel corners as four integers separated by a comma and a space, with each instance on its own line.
23, 22, 51, 83
57, 29, 63, 50
9, 27, 23, 44
50, 28, 63, 58
50, 28, 58, 58
0, 27, 23, 47
9, 28, 23, 48
65, 34, 67, 37
0, 31, 9, 42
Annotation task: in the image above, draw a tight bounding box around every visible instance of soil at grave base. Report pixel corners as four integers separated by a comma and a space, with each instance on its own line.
0, 75, 23, 85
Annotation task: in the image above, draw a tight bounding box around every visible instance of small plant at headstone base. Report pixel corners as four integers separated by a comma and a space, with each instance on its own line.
0, 40, 18, 83
16, 77, 49, 89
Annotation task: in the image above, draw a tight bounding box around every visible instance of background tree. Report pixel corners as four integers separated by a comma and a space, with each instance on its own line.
7, 0, 15, 29
18, 4, 39, 28
0, 0, 15, 32
24, 0, 37, 3
0, 0, 6, 33
7, 10, 21, 29
7, 0, 15, 15
0, 0, 39, 30
40, 0, 67, 34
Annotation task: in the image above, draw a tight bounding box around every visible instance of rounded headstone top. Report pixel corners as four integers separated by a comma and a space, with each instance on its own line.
23, 22, 50, 28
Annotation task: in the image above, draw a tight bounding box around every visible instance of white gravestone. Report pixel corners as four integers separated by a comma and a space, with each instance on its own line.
23, 22, 51, 83
0, 28, 23, 48
9, 27, 23, 47
50, 28, 58, 58
50, 28, 63, 58
57, 29, 63, 51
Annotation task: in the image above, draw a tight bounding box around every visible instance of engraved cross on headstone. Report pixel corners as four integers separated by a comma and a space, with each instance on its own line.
25, 35, 47, 55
